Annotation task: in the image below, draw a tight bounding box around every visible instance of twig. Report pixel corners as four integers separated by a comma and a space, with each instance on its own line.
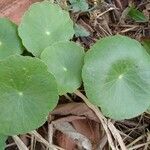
6, 142, 16, 148
12, 135, 28, 150
120, 26, 138, 33
64, 94, 72, 101
30, 130, 64, 150
108, 121, 127, 150
48, 123, 54, 149
75, 90, 127, 150
144, 132, 150, 150
74, 90, 116, 150
128, 141, 150, 150
97, 7, 117, 18
30, 134, 36, 150
127, 134, 145, 148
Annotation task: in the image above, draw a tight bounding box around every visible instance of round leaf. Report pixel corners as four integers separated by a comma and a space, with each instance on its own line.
82, 35, 150, 120
18, 1, 74, 57
41, 41, 84, 95
0, 55, 58, 135
0, 18, 23, 59
0, 135, 7, 150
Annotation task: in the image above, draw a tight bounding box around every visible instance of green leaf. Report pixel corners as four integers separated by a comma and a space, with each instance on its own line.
69, 0, 89, 12
82, 35, 150, 120
142, 38, 150, 54
0, 18, 23, 59
0, 135, 7, 150
0, 55, 58, 135
127, 7, 148, 22
41, 41, 84, 95
74, 24, 90, 37
18, 1, 74, 57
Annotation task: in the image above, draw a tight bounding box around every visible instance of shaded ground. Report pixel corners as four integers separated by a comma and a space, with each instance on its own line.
0, 0, 150, 149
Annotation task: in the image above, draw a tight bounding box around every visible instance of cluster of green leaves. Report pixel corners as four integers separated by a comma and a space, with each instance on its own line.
0, 1, 150, 148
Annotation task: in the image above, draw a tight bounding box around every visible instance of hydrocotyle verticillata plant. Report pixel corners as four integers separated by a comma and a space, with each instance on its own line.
41, 41, 84, 95
82, 35, 150, 120
0, 18, 23, 59
18, 1, 74, 57
0, 55, 58, 135
0, 0, 150, 148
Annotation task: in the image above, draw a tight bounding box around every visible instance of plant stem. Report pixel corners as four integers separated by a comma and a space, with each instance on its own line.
12, 135, 28, 150
30, 130, 64, 150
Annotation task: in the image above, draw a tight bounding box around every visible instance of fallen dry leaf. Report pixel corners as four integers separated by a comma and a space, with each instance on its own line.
53, 119, 102, 150
55, 130, 77, 150
0, 0, 42, 24
51, 103, 103, 149
71, 119, 101, 146
51, 102, 100, 123
54, 122, 92, 150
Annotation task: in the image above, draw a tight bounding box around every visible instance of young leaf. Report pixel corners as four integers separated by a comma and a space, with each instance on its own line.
18, 1, 74, 57
69, 0, 89, 12
82, 35, 150, 120
74, 24, 90, 37
127, 7, 148, 22
0, 18, 23, 59
41, 41, 84, 95
0, 55, 58, 135
0, 135, 7, 150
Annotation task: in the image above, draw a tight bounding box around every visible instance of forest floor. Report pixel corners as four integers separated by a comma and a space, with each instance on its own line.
0, 0, 150, 149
